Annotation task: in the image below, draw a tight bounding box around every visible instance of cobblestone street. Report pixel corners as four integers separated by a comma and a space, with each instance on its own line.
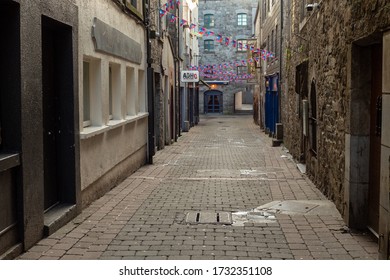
18, 115, 378, 260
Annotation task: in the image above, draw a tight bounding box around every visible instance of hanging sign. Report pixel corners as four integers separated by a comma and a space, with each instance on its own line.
181, 70, 199, 83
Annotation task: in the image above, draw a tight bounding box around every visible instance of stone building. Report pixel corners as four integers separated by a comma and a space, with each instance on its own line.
198, 0, 258, 114
0, 0, 80, 258
149, 0, 179, 151
283, 0, 390, 259
255, 0, 285, 143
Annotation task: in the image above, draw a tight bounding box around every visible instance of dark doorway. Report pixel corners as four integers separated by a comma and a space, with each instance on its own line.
368, 43, 382, 235
204, 90, 223, 113
42, 16, 76, 212
0, 0, 21, 256
170, 85, 174, 141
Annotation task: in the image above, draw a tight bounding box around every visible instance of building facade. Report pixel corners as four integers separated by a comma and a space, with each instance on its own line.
283, 0, 390, 259
0, 0, 80, 258
149, 0, 179, 151
0, 0, 150, 259
256, 0, 285, 142
198, 0, 258, 114
181, 0, 200, 131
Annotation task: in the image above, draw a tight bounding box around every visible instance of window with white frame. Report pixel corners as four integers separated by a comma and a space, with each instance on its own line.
237, 13, 247, 26
138, 69, 146, 113
82, 57, 102, 128
108, 63, 121, 121
126, 66, 136, 116
83, 61, 91, 127
108, 66, 113, 120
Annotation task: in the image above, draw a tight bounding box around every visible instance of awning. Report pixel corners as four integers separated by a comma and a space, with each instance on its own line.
203, 80, 229, 85
199, 79, 211, 88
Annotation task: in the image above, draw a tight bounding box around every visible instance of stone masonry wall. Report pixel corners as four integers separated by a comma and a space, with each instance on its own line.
283, 0, 390, 212
199, 0, 258, 114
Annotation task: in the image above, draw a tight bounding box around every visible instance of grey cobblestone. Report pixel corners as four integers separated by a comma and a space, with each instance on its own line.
17, 115, 377, 260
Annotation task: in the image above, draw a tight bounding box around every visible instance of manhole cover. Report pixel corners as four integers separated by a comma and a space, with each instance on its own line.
185, 211, 232, 225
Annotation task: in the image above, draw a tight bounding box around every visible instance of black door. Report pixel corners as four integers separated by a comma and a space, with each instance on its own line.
42, 16, 76, 211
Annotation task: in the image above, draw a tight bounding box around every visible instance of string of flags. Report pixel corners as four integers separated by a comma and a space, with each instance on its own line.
158, 0, 274, 80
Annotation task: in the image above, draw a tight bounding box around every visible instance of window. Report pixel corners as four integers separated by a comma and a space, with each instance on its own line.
131, 0, 137, 8
108, 63, 121, 121
108, 66, 113, 120
275, 25, 278, 57
126, 67, 136, 116
204, 39, 214, 52
237, 13, 247, 26
237, 39, 248, 52
82, 57, 102, 128
237, 66, 247, 76
83, 61, 91, 127
262, 1, 266, 22
138, 69, 146, 113
204, 14, 214, 28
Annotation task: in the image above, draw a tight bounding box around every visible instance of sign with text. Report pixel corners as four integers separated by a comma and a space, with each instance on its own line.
181, 70, 199, 83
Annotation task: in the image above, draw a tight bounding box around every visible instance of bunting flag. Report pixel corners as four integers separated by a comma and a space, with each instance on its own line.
159, 9, 167, 17
169, 14, 177, 23
157, 1, 275, 68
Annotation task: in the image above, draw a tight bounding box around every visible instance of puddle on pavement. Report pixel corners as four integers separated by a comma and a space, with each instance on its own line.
232, 200, 341, 226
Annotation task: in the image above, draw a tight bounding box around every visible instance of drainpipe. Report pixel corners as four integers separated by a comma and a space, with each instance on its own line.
177, 4, 182, 137
145, 0, 155, 164
278, 0, 284, 124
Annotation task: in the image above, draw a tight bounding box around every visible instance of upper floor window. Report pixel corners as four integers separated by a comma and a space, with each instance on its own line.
237, 39, 248, 52
237, 13, 247, 26
131, 0, 137, 8
204, 14, 215, 28
204, 39, 214, 52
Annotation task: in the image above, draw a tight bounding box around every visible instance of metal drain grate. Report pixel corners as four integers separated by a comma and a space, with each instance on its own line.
185, 211, 232, 225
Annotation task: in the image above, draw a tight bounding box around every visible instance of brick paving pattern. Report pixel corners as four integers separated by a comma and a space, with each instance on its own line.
18, 115, 377, 260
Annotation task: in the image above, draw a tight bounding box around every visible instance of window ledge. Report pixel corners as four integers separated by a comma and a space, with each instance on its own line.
80, 113, 149, 140
80, 125, 110, 139
125, 112, 149, 123
0, 153, 20, 172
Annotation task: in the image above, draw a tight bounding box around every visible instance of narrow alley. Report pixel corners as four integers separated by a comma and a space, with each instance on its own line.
18, 115, 377, 260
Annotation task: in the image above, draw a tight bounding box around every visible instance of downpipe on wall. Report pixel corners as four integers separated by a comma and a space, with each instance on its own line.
145, 0, 155, 164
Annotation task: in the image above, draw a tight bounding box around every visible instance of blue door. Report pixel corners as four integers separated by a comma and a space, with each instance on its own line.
265, 75, 279, 135
204, 90, 223, 114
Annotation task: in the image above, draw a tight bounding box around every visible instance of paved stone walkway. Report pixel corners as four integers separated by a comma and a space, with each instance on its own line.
18, 115, 377, 260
